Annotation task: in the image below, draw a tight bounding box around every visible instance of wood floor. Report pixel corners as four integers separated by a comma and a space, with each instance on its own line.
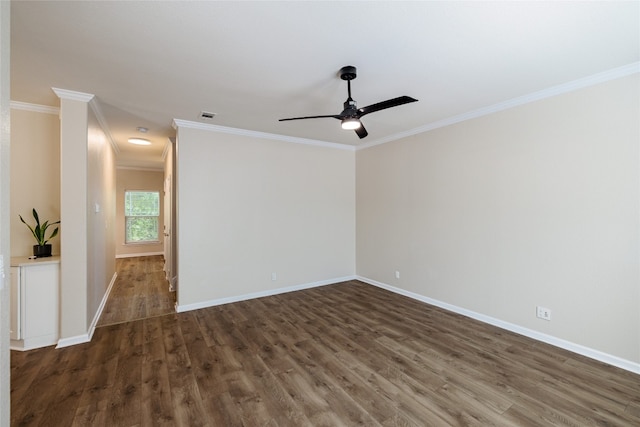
11, 270, 640, 425
97, 256, 175, 327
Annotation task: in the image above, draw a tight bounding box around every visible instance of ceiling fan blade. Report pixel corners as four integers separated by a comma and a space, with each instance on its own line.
279, 114, 342, 122
354, 123, 368, 139
357, 96, 418, 117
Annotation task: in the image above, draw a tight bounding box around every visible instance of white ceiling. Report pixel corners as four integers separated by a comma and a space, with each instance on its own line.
10, 1, 640, 169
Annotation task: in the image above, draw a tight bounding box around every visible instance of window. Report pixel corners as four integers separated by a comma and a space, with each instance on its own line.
125, 191, 160, 244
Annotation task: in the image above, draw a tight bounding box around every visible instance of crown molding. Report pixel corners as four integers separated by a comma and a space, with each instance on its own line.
49, 88, 119, 155
51, 87, 94, 102
357, 61, 640, 150
88, 97, 119, 155
172, 119, 356, 152
116, 165, 164, 172
9, 101, 59, 115
161, 137, 175, 162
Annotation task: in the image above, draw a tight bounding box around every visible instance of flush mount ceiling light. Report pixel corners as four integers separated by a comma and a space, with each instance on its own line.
128, 137, 151, 146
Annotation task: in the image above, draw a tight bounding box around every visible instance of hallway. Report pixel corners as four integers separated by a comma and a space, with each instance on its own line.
97, 256, 175, 327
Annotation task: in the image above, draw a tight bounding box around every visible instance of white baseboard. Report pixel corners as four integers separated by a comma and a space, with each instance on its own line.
56, 333, 91, 349
11, 334, 58, 351
176, 275, 357, 313
56, 271, 117, 349
90, 271, 118, 337
357, 276, 640, 375
116, 251, 164, 259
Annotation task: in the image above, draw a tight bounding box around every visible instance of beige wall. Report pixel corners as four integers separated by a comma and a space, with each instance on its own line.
10, 94, 117, 346
56, 90, 117, 343
10, 108, 60, 257
87, 105, 116, 324
356, 74, 640, 364
58, 95, 89, 339
176, 127, 356, 309
115, 168, 164, 257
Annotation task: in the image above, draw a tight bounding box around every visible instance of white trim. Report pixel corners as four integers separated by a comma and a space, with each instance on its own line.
89, 97, 120, 155
56, 271, 118, 349
116, 165, 164, 172
161, 137, 174, 161
357, 276, 640, 374
172, 118, 356, 151
176, 275, 357, 313
9, 101, 59, 115
10, 334, 58, 351
50, 88, 120, 155
116, 251, 164, 259
358, 61, 640, 150
88, 272, 117, 337
51, 87, 95, 102
56, 333, 91, 349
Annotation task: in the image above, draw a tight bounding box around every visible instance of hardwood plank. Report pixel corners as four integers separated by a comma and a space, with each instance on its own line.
105, 331, 143, 426
141, 358, 175, 426
98, 255, 175, 327
11, 346, 73, 426
10, 270, 640, 426
75, 357, 119, 409
38, 365, 88, 427
237, 353, 314, 426
72, 400, 109, 427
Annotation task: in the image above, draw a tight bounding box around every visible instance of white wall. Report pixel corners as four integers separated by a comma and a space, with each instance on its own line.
175, 126, 355, 309
357, 74, 640, 365
115, 168, 164, 257
10, 107, 60, 257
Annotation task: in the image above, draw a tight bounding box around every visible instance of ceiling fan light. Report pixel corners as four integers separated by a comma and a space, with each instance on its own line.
341, 118, 361, 130
128, 137, 151, 145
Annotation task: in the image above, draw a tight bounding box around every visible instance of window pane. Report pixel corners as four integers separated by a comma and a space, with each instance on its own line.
125, 191, 159, 216
126, 216, 159, 243
124, 191, 160, 243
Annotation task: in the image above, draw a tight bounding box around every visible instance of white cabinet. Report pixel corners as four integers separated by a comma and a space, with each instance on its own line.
10, 257, 60, 351
10, 266, 20, 340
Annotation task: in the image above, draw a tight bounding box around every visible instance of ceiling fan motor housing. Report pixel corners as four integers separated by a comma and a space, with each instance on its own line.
340, 66, 357, 81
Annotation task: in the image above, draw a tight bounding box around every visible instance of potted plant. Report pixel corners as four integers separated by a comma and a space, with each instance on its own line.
19, 208, 60, 258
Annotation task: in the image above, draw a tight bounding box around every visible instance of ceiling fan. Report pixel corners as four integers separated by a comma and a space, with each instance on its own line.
279, 66, 418, 139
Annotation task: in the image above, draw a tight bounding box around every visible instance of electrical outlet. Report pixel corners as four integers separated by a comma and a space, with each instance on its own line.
395, 270, 400, 279
271, 272, 277, 281
536, 306, 551, 321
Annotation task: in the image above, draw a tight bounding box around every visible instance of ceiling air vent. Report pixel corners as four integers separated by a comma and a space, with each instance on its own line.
199, 111, 216, 120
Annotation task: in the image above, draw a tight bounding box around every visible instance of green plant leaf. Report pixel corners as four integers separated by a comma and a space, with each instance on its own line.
48, 227, 59, 241
19, 214, 39, 242
20, 209, 60, 246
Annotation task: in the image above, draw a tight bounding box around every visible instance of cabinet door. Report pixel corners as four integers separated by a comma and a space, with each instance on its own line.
23, 264, 59, 339
10, 266, 20, 340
